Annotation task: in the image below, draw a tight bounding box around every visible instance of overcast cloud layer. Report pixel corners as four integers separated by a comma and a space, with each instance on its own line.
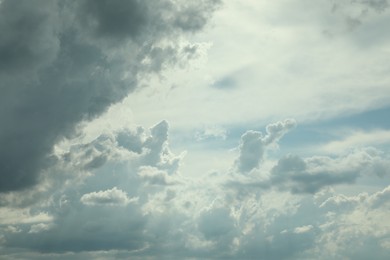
1, 0, 390, 259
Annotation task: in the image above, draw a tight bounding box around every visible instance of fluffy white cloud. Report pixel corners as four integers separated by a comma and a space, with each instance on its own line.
293, 225, 313, 234
80, 187, 135, 206
0, 119, 389, 259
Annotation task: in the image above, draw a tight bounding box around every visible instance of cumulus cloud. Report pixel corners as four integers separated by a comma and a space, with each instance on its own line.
262, 119, 297, 145
235, 130, 264, 173
80, 187, 135, 206
235, 119, 296, 173
0, 118, 389, 259
0, 0, 220, 192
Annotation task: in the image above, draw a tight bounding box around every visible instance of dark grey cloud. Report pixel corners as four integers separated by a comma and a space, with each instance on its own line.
0, 0, 59, 73
79, 0, 150, 40
0, 0, 220, 192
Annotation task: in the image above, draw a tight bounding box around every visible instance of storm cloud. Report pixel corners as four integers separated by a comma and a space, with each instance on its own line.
0, 0, 220, 192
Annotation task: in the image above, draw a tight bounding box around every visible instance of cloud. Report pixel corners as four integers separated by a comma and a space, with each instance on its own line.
319, 193, 365, 212
195, 125, 227, 141
269, 147, 390, 194
28, 223, 52, 234
293, 225, 314, 234
198, 207, 235, 240
0, 0, 220, 192
1, 0, 390, 258
212, 76, 237, 89
235, 119, 296, 173
316, 186, 390, 260
138, 166, 178, 186
235, 130, 264, 173
321, 129, 390, 153
0, 208, 53, 225
0, 119, 389, 259
227, 132, 389, 196
368, 185, 390, 208
80, 187, 135, 206
262, 119, 297, 145
116, 127, 145, 154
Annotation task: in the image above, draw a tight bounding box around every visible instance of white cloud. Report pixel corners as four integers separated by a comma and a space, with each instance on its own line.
262, 119, 297, 145
138, 166, 178, 186
0, 119, 389, 259
268, 147, 390, 194
321, 129, 390, 153
80, 187, 135, 206
28, 223, 52, 234
294, 225, 314, 234
235, 119, 296, 173
0, 208, 53, 225
235, 130, 264, 173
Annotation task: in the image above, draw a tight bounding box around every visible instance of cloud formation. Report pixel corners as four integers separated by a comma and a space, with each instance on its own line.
1, 0, 390, 259
80, 187, 135, 206
0, 119, 389, 259
235, 119, 296, 173
0, 0, 220, 192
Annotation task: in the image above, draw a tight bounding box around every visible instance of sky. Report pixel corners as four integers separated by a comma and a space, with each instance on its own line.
0, 0, 390, 259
